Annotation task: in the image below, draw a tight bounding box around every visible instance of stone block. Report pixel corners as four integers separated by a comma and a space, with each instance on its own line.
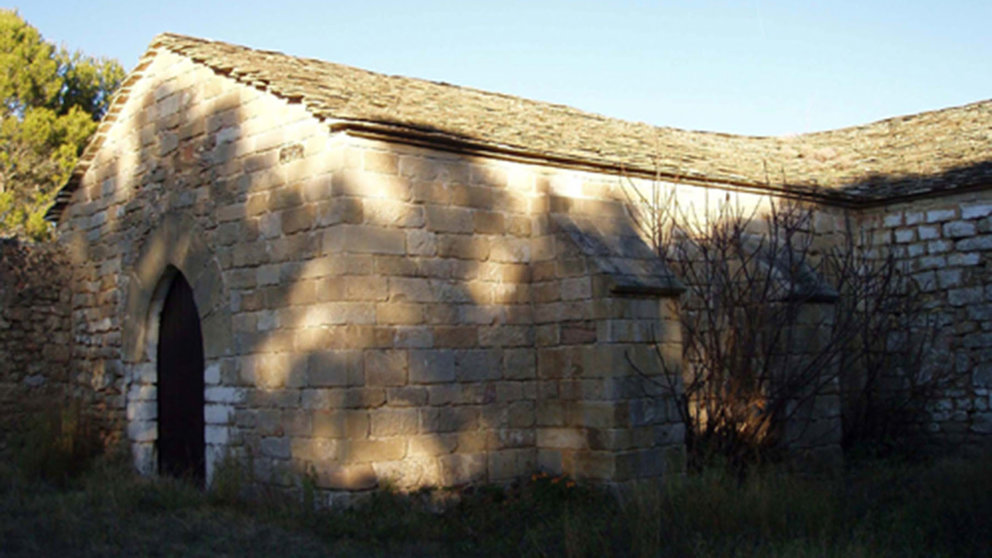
537, 449, 564, 474
126, 401, 157, 421
503, 348, 536, 380
398, 155, 440, 181
204, 404, 233, 425
388, 277, 433, 302
893, 228, 915, 243
405, 229, 437, 256
925, 208, 956, 223
308, 350, 362, 387
421, 406, 478, 433
928, 239, 953, 254
487, 450, 520, 481
882, 213, 903, 227
427, 384, 460, 405
628, 398, 668, 427
343, 276, 388, 301
943, 221, 976, 238
280, 410, 311, 436
291, 437, 339, 462
962, 204, 992, 220
324, 225, 406, 255
570, 451, 615, 480
937, 269, 963, 289
949, 252, 981, 266
205, 426, 229, 445
956, 235, 992, 251
435, 326, 478, 348
949, 287, 983, 306
473, 211, 505, 234
437, 235, 491, 260
508, 401, 536, 428
455, 349, 502, 381
313, 410, 369, 438
364, 199, 424, 228
301, 388, 345, 410
393, 326, 434, 348
332, 169, 410, 200
317, 197, 364, 226
917, 225, 940, 240
386, 386, 428, 407
127, 420, 156, 442
281, 205, 315, 234
260, 436, 291, 460
560, 321, 597, 345
317, 463, 378, 490
490, 238, 531, 263
425, 205, 474, 233
407, 433, 458, 457
409, 349, 456, 383
370, 409, 420, 437
439, 453, 486, 485
537, 427, 586, 449
364, 350, 407, 386
346, 438, 407, 462
363, 151, 398, 174
345, 387, 386, 409
205, 386, 245, 404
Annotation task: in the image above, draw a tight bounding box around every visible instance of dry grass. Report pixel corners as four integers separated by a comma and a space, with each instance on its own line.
1, 451, 990, 557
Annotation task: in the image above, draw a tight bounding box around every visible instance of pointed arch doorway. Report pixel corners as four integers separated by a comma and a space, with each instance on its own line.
156, 271, 206, 485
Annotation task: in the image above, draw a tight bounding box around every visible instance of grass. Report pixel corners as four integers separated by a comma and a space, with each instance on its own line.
1, 452, 990, 557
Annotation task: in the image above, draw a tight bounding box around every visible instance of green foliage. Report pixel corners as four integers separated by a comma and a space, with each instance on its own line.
0, 9, 123, 240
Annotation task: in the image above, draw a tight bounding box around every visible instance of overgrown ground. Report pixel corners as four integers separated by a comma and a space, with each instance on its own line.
1, 450, 990, 558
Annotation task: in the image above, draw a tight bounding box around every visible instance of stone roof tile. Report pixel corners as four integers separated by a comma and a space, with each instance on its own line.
47, 33, 992, 221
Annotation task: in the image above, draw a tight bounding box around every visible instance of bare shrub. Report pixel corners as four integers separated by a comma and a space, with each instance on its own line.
620, 175, 950, 471
825, 218, 954, 455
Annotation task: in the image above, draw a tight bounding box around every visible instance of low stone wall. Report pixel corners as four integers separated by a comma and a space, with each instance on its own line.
0, 239, 72, 456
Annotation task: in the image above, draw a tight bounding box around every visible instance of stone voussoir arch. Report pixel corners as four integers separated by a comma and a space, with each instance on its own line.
121, 211, 232, 476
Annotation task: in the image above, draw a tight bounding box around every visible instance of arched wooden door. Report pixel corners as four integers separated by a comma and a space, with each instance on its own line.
157, 272, 206, 485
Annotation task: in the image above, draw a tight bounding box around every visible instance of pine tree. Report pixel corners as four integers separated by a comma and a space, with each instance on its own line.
0, 10, 124, 239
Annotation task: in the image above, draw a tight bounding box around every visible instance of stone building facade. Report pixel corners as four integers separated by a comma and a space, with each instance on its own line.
21, 33, 991, 495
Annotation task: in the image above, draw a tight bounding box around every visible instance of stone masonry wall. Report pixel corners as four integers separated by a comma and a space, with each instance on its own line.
0, 239, 72, 456
56, 47, 686, 498
531, 208, 686, 482
856, 192, 992, 440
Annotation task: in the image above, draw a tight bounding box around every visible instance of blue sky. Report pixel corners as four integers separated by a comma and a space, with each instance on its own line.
14, 1, 992, 136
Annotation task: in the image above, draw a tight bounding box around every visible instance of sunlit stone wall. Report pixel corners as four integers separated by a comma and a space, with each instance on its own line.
55, 48, 688, 497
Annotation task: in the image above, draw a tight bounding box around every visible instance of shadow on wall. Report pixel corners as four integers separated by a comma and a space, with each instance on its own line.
833, 160, 992, 203
68, 68, 642, 495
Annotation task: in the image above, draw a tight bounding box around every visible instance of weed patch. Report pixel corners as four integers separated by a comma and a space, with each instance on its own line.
0, 455, 989, 557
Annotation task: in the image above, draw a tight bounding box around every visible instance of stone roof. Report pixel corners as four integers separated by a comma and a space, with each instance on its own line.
47, 33, 992, 220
